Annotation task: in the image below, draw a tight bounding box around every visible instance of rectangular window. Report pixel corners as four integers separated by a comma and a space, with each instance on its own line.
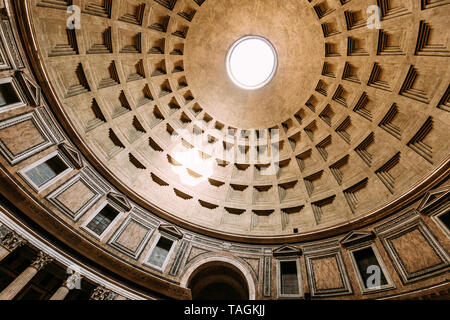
86, 204, 119, 236
0, 82, 20, 106
147, 236, 174, 269
353, 246, 388, 289
279, 261, 300, 296
20, 152, 72, 192
438, 210, 450, 231
0, 77, 26, 112
24, 155, 68, 188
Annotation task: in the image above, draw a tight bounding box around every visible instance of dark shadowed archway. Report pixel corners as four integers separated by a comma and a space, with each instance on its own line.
187, 261, 250, 300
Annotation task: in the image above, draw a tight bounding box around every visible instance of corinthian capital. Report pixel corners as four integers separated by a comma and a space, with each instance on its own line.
0, 230, 27, 252
64, 271, 82, 290
30, 251, 53, 271
90, 286, 117, 300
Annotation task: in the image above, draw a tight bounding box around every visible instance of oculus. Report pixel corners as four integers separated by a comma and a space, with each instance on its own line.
226, 36, 277, 90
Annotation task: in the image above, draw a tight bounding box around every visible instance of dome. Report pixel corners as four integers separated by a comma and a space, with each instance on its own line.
0, 0, 449, 302
23, 0, 449, 239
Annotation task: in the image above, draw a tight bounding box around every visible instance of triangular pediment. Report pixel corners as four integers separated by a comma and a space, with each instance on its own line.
107, 192, 132, 212
417, 188, 449, 214
159, 224, 183, 239
340, 230, 375, 247
273, 245, 302, 257
15, 71, 41, 106
58, 143, 83, 169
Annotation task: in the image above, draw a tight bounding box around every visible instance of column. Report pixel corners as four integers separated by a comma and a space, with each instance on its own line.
90, 285, 118, 300
0, 229, 27, 262
49, 271, 82, 300
0, 251, 53, 300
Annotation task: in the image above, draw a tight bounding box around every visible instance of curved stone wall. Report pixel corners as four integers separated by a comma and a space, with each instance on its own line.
0, 0, 448, 300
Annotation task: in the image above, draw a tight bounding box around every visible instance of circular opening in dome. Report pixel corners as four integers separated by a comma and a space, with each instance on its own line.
226, 36, 277, 90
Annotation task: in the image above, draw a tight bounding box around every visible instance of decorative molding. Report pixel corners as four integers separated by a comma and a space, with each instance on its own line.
377, 0, 411, 20
377, 30, 405, 56
83, 0, 112, 18
0, 29, 11, 70
367, 62, 392, 92
379, 103, 402, 140
14, 71, 41, 106
304, 243, 353, 297
263, 256, 271, 297
0, 15, 24, 69
58, 143, 84, 169
108, 211, 156, 259
374, 209, 418, 234
340, 230, 375, 248
37, 0, 73, 11
81, 166, 110, 194
437, 85, 449, 112
34, 106, 65, 143
375, 210, 450, 284
273, 245, 302, 257
303, 239, 340, 254
230, 245, 262, 254
107, 192, 132, 212
417, 187, 450, 215
169, 238, 190, 276
159, 223, 183, 239
192, 235, 223, 249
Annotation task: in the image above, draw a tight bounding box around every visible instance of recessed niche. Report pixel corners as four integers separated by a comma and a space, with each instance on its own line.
278, 180, 301, 203
148, 37, 165, 54
281, 206, 305, 231
251, 209, 277, 230
253, 185, 274, 204
227, 184, 249, 203
148, 10, 170, 32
